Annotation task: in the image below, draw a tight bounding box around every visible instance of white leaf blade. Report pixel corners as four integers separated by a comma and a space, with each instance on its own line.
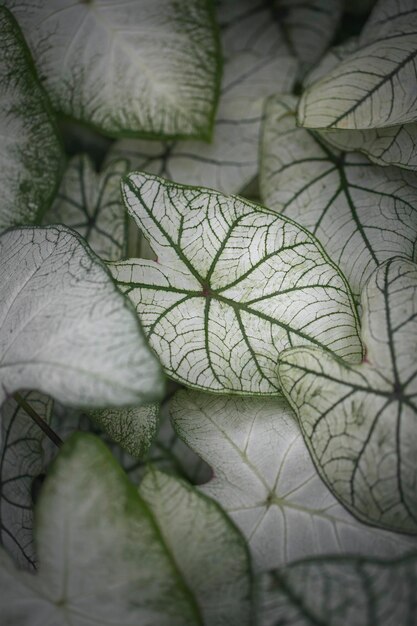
171, 390, 417, 572
0, 433, 203, 626
278, 258, 417, 533
0, 226, 163, 408
260, 95, 417, 298
0, 391, 52, 569
107, 0, 297, 195
0, 6, 63, 232
5, 0, 221, 138
110, 172, 361, 395
140, 468, 253, 626
45, 155, 129, 261
298, 0, 417, 129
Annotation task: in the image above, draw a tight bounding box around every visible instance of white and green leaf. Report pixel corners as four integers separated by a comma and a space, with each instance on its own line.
0, 6, 63, 233
259, 552, 417, 625
110, 172, 362, 395
0, 433, 204, 625
5, 0, 221, 139
298, 0, 417, 129
45, 155, 129, 261
275, 0, 343, 77
108, 0, 296, 195
278, 258, 417, 533
0, 391, 52, 570
0, 226, 164, 408
171, 390, 417, 572
140, 468, 253, 626
260, 95, 417, 298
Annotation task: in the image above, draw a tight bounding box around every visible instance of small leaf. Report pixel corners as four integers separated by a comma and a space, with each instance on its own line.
259, 552, 417, 626
110, 172, 361, 395
140, 468, 253, 626
298, 0, 417, 129
108, 0, 296, 194
278, 258, 417, 533
0, 6, 63, 232
45, 155, 129, 261
0, 433, 204, 625
0, 226, 163, 408
277, 0, 344, 77
260, 95, 417, 298
171, 390, 417, 572
0, 391, 52, 569
88, 403, 159, 459
5, 0, 221, 139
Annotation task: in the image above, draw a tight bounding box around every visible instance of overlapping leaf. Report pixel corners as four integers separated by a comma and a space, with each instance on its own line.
45, 155, 129, 261
0, 226, 163, 408
110, 173, 361, 395
259, 552, 417, 625
278, 258, 417, 533
0, 391, 52, 569
5, 0, 220, 139
303, 35, 417, 171
260, 95, 417, 298
0, 6, 63, 232
276, 0, 343, 77
0, 434, 252, 625
140, 468, 253, 626
171, 390, 417, 572
298, 0, 417, 129
108, 0, 296, 195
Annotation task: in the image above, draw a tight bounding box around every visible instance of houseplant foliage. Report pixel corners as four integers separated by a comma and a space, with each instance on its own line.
0, 0, 417, 623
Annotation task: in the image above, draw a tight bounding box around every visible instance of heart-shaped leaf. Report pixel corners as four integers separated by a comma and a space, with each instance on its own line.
0, 226, 163, 408
45, 155, 129, 261
0, 6, 63, 232
258, 552, 417, 625
171, 390, 417, 572
110, 172, 361, 395
260, 95, 417, 298
140, 468, 253, 626
0, 433, 252, 625
298, 0, 417, 129
0, 391, 52, 569
5, 0, 221, 139
278, 258, 417, 533
108, 0, 296, 195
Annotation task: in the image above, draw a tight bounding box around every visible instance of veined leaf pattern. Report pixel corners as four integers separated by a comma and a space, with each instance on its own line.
171, 390, 417, 572
278, 258, 417, 533
260, 95, 417, 298
110, 172, 362, 395
5, 0, 221, 138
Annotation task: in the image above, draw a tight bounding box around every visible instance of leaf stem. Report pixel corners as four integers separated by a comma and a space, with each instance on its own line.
12, 392, 63, 448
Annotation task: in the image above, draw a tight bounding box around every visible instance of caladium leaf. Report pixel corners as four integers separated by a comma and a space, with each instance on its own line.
108, 0, 296, 195
0, 6, 63, 232
0, 391, 52, 570
303, 37, 417, 171
260, 95, 417, 298
0, 226, 163, 408
88, 403, 159, 459
5, 0, 220, 139
298, 0, 417, 129
171, 390, 417, 572
110, 172, 362, 395
275, 0, 343, 77
258, 552, 417, 626
278, 258, 417, 534
45, 155, 129, 261
0, 433, 205, 625
140, 468, 253, 626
